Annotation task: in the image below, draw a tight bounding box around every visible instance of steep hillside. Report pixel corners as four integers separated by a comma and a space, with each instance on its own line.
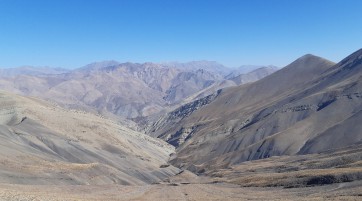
150, 50, 362, 173
148, 90, 222, 146
0, 91, 179, 185
142, 66, 278, 136
147, 54, 333, 149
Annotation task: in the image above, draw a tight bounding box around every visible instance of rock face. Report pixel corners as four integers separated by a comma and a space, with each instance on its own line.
154, 49, 362, 173
147, 90, 222, 146
0, 91, 179, 185
0, 61, 276, 119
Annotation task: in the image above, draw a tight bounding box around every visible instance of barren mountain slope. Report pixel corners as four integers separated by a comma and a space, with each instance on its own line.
0, 91, 179, 185
141, 67, 278, 138
167, 49, 362, 173
163, 69, 224, 103
144, 50, 362, 174
46, 67, 168, 118
169, 66, 279, 105
148, 54, 335, 149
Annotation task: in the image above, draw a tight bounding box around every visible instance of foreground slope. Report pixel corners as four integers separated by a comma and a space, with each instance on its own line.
1, 181, 362, 201
0, 91, 179, 185
154, 49, 362, 173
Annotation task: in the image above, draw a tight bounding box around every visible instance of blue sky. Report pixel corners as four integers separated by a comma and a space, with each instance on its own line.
0, 0, 361, 69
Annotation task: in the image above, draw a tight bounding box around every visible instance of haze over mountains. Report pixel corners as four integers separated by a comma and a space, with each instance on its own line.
0, 61, 277, 119
0, 66, 69, 77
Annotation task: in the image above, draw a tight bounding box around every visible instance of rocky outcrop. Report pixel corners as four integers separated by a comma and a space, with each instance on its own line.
145, 90, 222, 145
167, 89, 222, 121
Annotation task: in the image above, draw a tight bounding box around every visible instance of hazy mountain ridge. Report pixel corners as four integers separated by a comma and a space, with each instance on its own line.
225, 65, 278, 79
0, 66, 69, 77
0, 61, 276, 119
161, 60, 231, 75
229, 66, 279, 85
163, 69, 224, 103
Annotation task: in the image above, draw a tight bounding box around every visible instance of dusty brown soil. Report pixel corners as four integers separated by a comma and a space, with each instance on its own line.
0, 181, 361, 201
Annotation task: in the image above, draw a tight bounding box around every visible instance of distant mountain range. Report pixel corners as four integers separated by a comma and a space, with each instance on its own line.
0, 66, 69, 77
0, 61, 277, 119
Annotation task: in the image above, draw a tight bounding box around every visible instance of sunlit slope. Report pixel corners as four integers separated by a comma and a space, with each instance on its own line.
0, 91, 179, 185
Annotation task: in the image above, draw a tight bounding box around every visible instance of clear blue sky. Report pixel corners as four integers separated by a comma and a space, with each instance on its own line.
0, 0, 361, 69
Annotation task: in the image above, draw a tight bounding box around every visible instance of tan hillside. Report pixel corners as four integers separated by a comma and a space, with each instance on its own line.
0, 91, 179, 185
